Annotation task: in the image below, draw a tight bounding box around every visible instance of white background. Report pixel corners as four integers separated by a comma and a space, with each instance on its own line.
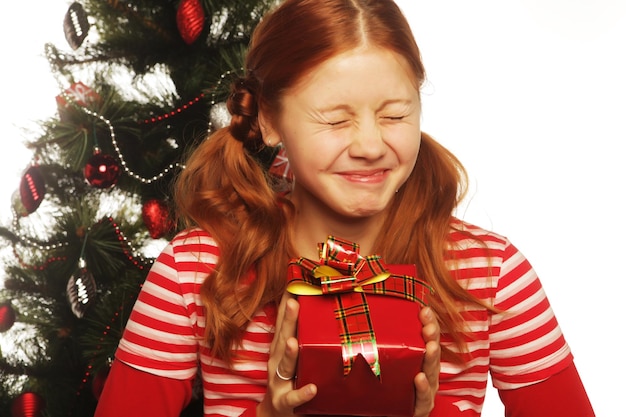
2, 1, 624, 416
396, 1, 624, 416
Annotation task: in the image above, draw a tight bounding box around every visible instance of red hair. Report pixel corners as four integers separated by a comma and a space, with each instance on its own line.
174, 0, 487, 364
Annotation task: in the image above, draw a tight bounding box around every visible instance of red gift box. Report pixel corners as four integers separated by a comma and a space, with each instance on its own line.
55, 82, 101, 121
287, 237, 431, 417
55, 81, 101, 109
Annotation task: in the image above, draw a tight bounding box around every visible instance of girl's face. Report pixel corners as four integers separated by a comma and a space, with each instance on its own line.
262, 46, 422, 222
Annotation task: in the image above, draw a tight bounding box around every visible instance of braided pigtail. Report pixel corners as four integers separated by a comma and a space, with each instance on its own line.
174, 76, 292, 364
228, 77, 262, 150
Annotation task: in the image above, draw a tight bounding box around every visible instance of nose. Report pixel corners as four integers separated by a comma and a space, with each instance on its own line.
348, 118, 386, 160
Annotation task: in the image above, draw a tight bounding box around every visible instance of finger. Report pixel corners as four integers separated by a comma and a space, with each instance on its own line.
282, 295, 299, 334
284, 383, 318, 409
419, 306, 440, 391
257, 382, 317, 417
271, 292, 297, 353
413, 372, 435, 417
275, 304, 300, 382
419, 307, 440, 343
422, 339, 441, 390
270, 296, 300, 384
274, 337, 297, 380
274, 292, 292, 331
276, 296, 299, 354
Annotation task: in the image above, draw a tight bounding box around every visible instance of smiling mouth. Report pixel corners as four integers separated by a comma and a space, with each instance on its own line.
339, 169, 389, 183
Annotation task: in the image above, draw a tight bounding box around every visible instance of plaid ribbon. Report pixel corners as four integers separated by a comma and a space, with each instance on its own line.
287, 236, 432, 378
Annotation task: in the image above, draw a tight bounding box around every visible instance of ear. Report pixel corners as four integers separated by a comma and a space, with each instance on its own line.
258, 110, 281, 147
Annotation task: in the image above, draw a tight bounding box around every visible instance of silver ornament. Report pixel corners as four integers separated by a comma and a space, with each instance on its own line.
209, 102, 231, 131
66, 258, 97, 318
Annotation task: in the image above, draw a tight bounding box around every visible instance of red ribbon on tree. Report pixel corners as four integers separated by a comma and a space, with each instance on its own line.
287, 236, 432, 378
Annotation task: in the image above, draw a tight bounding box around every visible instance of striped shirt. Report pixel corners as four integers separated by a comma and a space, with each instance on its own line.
115, 223, 572, 416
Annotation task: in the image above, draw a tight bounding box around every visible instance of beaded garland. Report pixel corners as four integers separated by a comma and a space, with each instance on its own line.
12, 14, 252, 413
45, 44, 182, 185
45, 44, 242, 185
9, 215, 152, 271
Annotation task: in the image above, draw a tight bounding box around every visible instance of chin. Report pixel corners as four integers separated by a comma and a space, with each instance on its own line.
342, 204, 388, 218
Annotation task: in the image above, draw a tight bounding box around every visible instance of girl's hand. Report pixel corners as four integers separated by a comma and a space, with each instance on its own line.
413, 306, 441, 417
257, 293, 317, 417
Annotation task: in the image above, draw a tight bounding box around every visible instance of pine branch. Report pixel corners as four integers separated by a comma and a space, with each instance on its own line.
0, 360, 49, 379
1, 1, 278, 415
0, 227, 19, 245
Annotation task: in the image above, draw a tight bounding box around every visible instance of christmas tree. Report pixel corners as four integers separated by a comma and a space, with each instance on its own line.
0, 1, 280, 415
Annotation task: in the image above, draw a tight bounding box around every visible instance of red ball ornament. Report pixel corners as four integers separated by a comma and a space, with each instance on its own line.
177, 0, 205, 44
0, 301, 17, 333
10, 392, 45, 417
19, 166, 46, 214
84, 151, 120, 188
142, 199, 174, 239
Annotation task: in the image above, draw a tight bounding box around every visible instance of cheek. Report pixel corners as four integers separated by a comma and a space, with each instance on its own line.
394, 138, 421, 186
409, 140, 421, 163
393, 133, 421, 164
279, 137, 317, 179
282, 128, 344, 164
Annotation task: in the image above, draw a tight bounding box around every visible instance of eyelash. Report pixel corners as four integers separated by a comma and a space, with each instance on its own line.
327, 116, 405, 125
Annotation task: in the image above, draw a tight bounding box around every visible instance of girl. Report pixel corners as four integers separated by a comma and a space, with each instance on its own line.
95, 1, 595, 416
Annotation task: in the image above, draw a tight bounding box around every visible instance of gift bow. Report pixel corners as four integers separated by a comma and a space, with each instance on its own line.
287, 236, 432, 378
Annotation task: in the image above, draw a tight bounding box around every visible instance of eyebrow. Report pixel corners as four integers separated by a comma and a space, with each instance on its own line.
376, 98, 415, 112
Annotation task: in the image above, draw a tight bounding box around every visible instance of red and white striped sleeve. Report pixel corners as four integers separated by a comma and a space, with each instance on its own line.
115, 229, 215, 379
488, 239, 573, 389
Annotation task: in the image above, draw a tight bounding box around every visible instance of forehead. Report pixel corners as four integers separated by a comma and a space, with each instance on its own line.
286, 46, 419, 105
